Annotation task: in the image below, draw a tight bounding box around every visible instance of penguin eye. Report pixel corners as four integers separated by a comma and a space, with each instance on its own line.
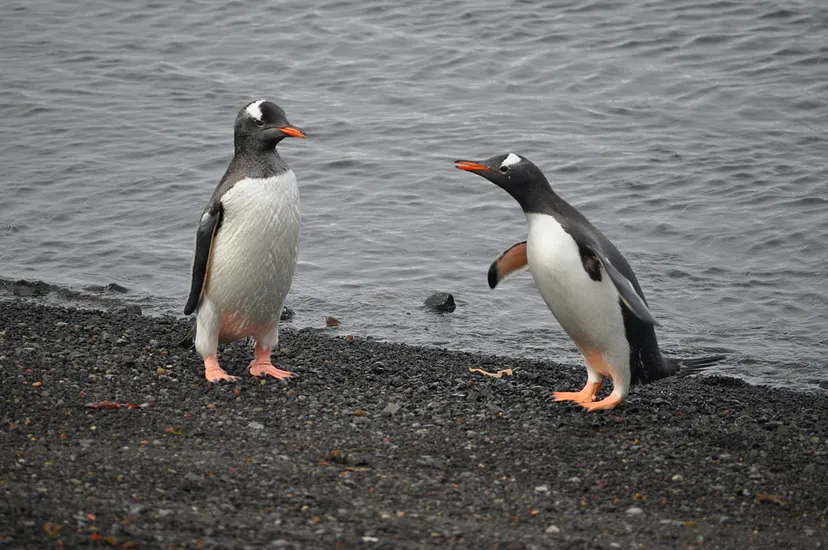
254, 119, 265, 127
500, 165, 509, 173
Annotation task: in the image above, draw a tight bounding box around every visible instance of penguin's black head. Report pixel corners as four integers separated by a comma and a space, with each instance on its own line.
234, 99, 306, 152
455, 153, 551, 207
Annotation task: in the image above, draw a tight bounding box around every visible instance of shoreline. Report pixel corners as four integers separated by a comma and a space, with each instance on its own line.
0, 299, 826, 549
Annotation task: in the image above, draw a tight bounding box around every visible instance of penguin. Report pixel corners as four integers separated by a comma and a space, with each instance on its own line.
183, 99, 306, 383
455, 153, 723, 410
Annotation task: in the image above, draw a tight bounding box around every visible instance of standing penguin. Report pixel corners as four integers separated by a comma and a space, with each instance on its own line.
184, 99, 306, 383
455, 153, 722, 410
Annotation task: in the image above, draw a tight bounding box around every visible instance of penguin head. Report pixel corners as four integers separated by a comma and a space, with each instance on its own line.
455, 153, 549, 204
234, 99, 306, 152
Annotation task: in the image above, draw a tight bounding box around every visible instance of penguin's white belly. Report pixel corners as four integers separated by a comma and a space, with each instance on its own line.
525, 214, 628, 367
205, 173, 300, 339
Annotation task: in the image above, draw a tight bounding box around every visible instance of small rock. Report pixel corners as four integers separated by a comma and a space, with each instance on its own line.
534, 485, 550, 493
248, 421, 265, 431
106, 283, 129, 293
545, 525, 560, 534
567, 476, 581, 483
326, 316, 341, 327
381, 402, 400, 415
424, 292, 456, 313
659, 519, 684, 526
417, 455, 444, 469
671, 474, 683, 481
718, 515, 734, 525
626, 507, 644, 516
362, 536, 379, 543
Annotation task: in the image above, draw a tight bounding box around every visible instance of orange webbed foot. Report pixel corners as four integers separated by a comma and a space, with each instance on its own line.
249, 363, 294, 380
204, 356, 238, 383
553, 381, 602, 403
248, 345, 293, 380
580, 393, 623, 411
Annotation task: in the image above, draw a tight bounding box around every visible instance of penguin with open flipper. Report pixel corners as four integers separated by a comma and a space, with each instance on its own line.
456, 153, 723, 410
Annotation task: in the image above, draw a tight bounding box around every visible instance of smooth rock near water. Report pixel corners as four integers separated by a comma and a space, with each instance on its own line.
424, 292, 456, 313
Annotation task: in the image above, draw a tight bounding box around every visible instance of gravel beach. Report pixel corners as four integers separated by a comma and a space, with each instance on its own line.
0, 299, 826, 549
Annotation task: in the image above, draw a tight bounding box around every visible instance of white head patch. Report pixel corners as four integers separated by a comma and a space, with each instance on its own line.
501, 153, 521, 168
246, 99, 265, 122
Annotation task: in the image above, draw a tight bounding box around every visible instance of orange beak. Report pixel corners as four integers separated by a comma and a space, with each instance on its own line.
454, 160, 490, 172
278, 126, 306, 139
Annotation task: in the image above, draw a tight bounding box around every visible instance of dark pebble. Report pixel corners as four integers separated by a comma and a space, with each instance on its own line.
424, 292, 456, 312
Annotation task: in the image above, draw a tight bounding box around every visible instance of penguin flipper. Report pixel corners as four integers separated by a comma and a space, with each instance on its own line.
184, 202, 224, 315
488, 241, 528, 289
590, 247, 660, 327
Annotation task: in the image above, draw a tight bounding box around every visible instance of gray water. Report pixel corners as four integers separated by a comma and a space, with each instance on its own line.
2, 0, 826, 390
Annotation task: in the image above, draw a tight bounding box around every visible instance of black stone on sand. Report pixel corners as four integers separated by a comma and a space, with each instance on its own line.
0, 300, 826, 549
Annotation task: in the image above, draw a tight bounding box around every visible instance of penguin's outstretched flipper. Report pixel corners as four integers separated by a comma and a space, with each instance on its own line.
487, 241, 527, 289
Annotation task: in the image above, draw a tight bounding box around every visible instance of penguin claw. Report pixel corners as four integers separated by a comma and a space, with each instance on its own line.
210, 376, 238, 383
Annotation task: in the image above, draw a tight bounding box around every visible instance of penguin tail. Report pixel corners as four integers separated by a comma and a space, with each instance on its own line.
178, 318, 197, 350
668, 355, 725, 377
